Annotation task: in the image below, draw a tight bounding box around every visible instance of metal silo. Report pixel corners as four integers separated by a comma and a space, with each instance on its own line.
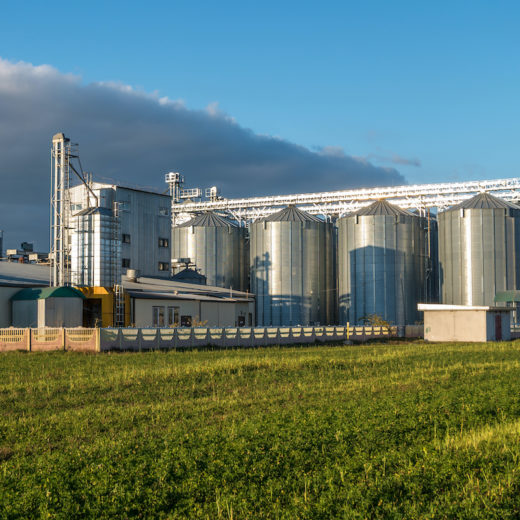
172, 212, 248, 291
250, 205, 335, 326
337, 200, 429, 326
438, 192, 520, 306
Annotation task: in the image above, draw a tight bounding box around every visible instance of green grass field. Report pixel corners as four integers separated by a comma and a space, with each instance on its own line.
1, 341, 520, 518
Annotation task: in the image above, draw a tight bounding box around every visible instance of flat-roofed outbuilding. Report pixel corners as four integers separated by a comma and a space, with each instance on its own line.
418, 303, 511, 342
0, 262, 49, 326
122, 275, 255, 327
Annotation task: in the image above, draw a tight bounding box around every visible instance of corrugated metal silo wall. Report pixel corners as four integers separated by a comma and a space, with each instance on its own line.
337, 214, 427, 326
117, 188, 171, 279
439, 207, 520, 306
172, 225, 248, 291
250, 220, 335, 326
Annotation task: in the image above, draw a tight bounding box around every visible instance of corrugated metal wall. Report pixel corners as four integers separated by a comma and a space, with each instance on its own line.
171, 214, 248, 291
250, 208, 335, 326
439, 202, 520, 305
337, 205, 430, 326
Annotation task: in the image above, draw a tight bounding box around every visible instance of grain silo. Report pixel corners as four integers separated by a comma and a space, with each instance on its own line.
337, 200, 429, 326
438, 192, 520, 306
171, 211, 248, 291
249, 205, 335, 326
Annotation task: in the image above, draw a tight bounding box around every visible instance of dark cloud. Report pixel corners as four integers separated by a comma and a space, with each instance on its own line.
0, 58, 405, 250
365, 152, 421, 167
386, 154, 421, 167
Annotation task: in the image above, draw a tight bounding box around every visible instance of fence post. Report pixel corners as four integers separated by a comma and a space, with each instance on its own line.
62, 328, 66, 351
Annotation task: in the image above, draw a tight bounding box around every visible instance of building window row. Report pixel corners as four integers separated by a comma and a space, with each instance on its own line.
152, 305, 181, 327
158, 238, 169, 248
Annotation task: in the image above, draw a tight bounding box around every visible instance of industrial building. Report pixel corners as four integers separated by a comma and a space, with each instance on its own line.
0, 261, 253, 329
5, 242, 49, 264
69, 182, 172, 286
33, 132, 520, 332
419, 304, 511, 342
122, 274, 254, 328
74, 273, 254, 328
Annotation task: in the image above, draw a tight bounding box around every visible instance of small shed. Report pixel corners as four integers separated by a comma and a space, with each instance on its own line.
12, 287, 85, 328
418, 304, 511, 342
494, 291, 520, 326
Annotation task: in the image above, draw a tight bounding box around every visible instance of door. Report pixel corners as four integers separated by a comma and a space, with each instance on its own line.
495, 313, 502, 341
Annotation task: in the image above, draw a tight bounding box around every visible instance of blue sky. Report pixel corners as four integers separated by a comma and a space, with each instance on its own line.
0, 0, 519, 189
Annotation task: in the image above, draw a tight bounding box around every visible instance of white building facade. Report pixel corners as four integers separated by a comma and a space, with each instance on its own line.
69, 183, 172, 286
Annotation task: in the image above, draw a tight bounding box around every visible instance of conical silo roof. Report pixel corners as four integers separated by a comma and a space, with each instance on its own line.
445, 192, 520, 212
353, 199, 412, 217
176, 211, 237, 227
262, 205, 322, 223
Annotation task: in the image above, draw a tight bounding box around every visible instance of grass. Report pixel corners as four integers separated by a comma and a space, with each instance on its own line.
1, 341, 520, 518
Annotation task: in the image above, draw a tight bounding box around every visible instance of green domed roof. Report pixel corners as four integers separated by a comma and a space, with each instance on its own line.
12, 286, 86, 301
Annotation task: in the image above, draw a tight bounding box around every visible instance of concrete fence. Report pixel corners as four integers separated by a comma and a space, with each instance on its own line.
100, 325, 399, 351
0, 325, 400, 353
0, 328, 99, 352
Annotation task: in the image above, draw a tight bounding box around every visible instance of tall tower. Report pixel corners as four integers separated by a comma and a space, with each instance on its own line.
165, 172, 184, 203
50, 132, 71, 286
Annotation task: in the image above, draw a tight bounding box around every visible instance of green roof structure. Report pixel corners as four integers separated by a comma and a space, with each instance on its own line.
494, 291, 520, 303
11, 287, 86, 301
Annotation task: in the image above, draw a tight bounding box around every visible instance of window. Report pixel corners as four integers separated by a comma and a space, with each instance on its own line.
122, 233, 131, 244
159, 207, 169, 216
158, 262, 169, 271
168, 306, 179, 327
158, 238, 169, 248
122, 258, 131, 268
152, 306, 165, 327
71, 204, 83, 211
180, 315, 192, 327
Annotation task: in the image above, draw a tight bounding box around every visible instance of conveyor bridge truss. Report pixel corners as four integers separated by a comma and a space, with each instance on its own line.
171, 177, 520, 224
